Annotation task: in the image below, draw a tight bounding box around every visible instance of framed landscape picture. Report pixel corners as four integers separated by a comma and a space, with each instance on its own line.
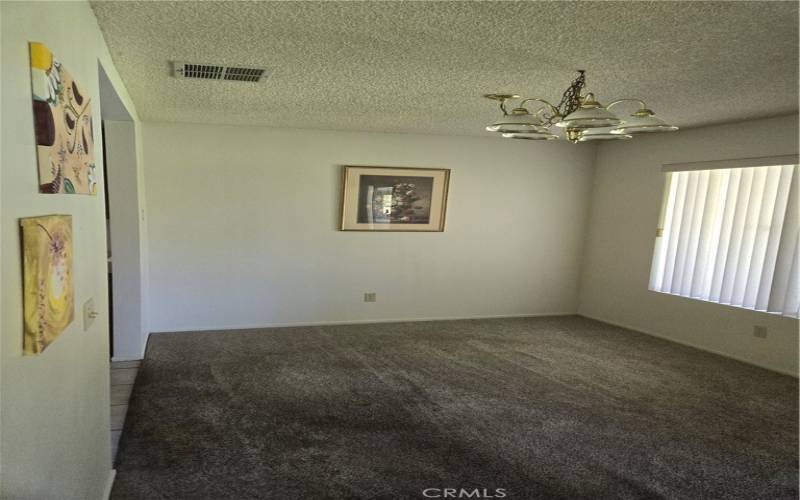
340, 166, 450, 231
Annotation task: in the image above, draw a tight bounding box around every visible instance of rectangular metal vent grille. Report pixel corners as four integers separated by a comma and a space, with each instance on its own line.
174, 62, 270, 83
183, 64, 223, 80
224, 67, 266, 82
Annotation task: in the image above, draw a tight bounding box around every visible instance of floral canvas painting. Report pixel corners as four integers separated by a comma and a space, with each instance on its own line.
29, 42, 96, 194
20, 215, 74, 355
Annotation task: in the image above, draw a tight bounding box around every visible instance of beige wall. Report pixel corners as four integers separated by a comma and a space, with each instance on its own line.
141, 122, 596, 332
579, 115, 800, 376
105, 120, 148, 361
0, 2, 139, 498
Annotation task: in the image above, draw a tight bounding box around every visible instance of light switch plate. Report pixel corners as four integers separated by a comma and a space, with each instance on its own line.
83, 298, 96, 331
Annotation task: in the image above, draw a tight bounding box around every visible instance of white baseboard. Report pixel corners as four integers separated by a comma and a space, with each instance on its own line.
111, 355, 143, 362
578, 313, 798, 378
102, 469, 116, 500
150, 312, 578, 334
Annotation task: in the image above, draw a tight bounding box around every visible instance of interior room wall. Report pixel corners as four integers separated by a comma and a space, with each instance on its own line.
141, 122, 596, 333
579, 114, 800, 376
0, 2, 140, 498
104, 120, 148, 361
98, 63, 150, 362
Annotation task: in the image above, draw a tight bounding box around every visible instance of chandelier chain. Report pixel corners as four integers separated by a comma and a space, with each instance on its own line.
555, 70, 586, 118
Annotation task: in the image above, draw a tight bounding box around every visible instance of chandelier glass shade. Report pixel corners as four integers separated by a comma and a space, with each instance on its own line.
502, 131, 559, 141
484, 71, 678, 143
555, 94, 621, 129
610, 108, 680, 134
577, 126, 632, 142
485, 108, 549, 134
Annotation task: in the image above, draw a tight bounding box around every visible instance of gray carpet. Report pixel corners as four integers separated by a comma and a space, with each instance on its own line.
111, 316, 798, 499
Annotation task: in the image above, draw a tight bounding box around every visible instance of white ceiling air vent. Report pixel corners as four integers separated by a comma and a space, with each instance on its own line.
173, 62, 271, 83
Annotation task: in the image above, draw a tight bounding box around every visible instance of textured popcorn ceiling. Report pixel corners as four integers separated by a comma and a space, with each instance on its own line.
90, 1, 798, 136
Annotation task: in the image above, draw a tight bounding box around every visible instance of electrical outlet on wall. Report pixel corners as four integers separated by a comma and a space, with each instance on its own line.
83, 298, 98, 331
753, 325, 768, 339
364, 292, 377, 303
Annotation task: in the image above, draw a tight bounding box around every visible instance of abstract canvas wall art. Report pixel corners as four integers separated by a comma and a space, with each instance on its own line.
340, 166, 450, 231
29, 42, 96, 194
20, 215, 74, 355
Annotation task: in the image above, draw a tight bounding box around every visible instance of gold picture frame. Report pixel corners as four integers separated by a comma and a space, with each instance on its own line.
340, 166, 450, 232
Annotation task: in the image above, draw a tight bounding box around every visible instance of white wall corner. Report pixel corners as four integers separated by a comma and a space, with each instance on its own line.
102, 469, 117, 500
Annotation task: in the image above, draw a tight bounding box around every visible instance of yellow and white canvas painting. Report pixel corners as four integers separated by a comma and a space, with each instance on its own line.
29, 42, 96, 194
21, 215, 74, 354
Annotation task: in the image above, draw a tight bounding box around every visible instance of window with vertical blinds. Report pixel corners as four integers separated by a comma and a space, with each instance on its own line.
649, 160, 800, 318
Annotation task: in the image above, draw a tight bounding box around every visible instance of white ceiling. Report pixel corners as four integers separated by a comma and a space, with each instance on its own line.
90, 1, 798, 136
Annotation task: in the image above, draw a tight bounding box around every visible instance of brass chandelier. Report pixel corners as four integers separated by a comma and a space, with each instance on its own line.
484, 70, 678, 142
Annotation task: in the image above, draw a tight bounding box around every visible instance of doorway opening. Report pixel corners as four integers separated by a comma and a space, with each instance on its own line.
98, 61, 146, 462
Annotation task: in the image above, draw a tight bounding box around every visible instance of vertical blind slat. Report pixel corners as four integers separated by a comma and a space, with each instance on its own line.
783, 232, 800, 317
682, 170, 710, 297
671, 172, 700, 294
720, 168, 754, 304
650, 173, 678, 291
692, 169, 729, 299
731, 167, 767, 306
768, 168, 800, 314
709, 169, 741, 301
743, 166, 782, 308
755, 166, 793, 310
662, 172, 688, 290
